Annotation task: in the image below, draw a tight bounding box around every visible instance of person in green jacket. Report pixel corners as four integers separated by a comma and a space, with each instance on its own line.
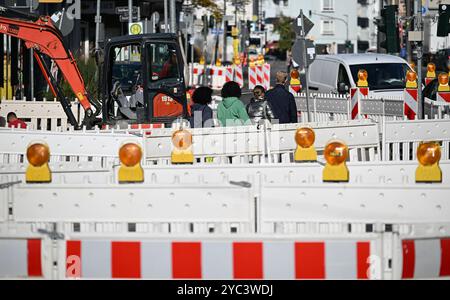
217, 81, 250, 126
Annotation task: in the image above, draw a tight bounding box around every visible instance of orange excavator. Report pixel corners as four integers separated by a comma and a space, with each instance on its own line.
0, 6, 188, 129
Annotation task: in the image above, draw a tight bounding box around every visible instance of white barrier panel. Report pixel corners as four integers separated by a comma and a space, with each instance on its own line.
145, 120, 380, 163
295, 94, 405, 123
58, 237, 378, 279
383, 118, 450, 161
0, 127, 144, 167
0, 98, 83, 131
424, 98, 450, 120
4, 161, 450, 226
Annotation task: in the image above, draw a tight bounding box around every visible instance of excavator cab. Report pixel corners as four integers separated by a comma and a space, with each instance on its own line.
103, 34, 188, 126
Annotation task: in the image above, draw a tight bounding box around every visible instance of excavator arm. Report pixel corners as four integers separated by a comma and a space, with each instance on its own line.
0, 6, 100, 128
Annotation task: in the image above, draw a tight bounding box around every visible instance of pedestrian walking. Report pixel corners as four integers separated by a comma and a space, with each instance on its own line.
246, 85, 275, 125
217, 81, 250, 127
189, 86, 214, 128
266, 71, 298, 124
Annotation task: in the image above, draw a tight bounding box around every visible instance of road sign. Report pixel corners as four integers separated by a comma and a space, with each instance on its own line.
292, 39, 316, 69
293, 13, 314, 36
129, 22, 143, 35
116, 6, 138, 15
120, 15, 139, 23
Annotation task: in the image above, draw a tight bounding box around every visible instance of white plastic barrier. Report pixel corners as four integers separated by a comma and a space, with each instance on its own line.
1, 161, 450, 279
145, 120, 380, 164
424, 97, 450, 119
383, 118, 450, 161
0, 98, 83, 131
55, 236, 380, 279
295, 93, 405, 123
0, 127, 144, 167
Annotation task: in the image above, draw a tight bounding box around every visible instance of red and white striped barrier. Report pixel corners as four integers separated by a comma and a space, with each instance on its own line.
437, 91, 450, 103
234, 65, 244, 88
249, 64, 271, 91
263, 64, 271, 90
350, 87, 369, 120
65, 239, 373, 279
210, 67, 225, 90
224, 66, 234, 83
402, 238, 450, 279
404, 89, 418, 120
0, 239, 43, 278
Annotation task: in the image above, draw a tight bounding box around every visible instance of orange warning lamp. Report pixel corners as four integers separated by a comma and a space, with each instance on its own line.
409, 62, 416, 71
357, 69, 368, 87
216, 59, 222, 67
26, 142, 51, 183
323, 141, 349, 182
427, 63, 436, 78
438, 73, 450, 92
291, 69, 300, 79
199, 56, 205, 65
416, 142, 442, 183
290, 69, 301, 87
294, 127, 317, 162
406, 70, 418, 89
171, 129, 194, 164
118, 143, 144, 183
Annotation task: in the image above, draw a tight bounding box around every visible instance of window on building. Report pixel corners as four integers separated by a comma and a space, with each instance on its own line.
321, 20, 335, 35
322, 0, 335, 12
358, 17, 369, 29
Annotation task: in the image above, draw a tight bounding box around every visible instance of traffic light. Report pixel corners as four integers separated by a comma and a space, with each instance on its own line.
437, 4, 450, 37
379, 5, 400, 54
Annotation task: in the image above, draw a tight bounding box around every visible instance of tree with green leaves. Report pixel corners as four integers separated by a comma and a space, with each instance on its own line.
274, 15, 296, 52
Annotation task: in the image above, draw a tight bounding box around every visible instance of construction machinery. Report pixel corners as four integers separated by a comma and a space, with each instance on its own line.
0, 6, 188, 129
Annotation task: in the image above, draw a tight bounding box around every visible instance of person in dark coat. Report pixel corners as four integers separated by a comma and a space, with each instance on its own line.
265, 71, 298, 124
246, 85, 275, 125
189, 86, 214, 128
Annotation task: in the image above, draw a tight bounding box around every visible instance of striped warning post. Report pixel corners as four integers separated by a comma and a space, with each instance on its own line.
211, 66, 225, 90
263, 63, 271, 90
249, 67, 257, 90
224, 66, 234, 83
404, 89, 418, 120
0, 239, 43, 278
256, 66, 264, 89
234, 65, 244, 88
437, 91, 450, 103
401, 238, 450, 279
350, 88, 360, 120
65, 239, 373, 279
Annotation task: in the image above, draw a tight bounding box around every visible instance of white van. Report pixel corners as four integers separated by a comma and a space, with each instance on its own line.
308, 54, 412, 97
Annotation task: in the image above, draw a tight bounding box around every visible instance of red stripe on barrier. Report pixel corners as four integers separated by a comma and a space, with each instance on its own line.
438, 92, 450, 103
233, 242, 263, 279
350, 88, 357, 98
357, 242, 371, 279
172, 242, 202, 279
27, 239, 42, 277
351, 105, 359, 120
402, 240, 415, 279
111, 242, 141, 279
359, 87, 369, 97
66, 240, 81, 277
440, 239, 450, 277
295, 242, 325, 279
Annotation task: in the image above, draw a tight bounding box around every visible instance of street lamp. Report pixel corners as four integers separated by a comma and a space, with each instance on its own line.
310, 11, 350, 53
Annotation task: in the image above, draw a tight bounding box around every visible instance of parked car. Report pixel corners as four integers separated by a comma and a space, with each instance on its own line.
307, 54, 413, 98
